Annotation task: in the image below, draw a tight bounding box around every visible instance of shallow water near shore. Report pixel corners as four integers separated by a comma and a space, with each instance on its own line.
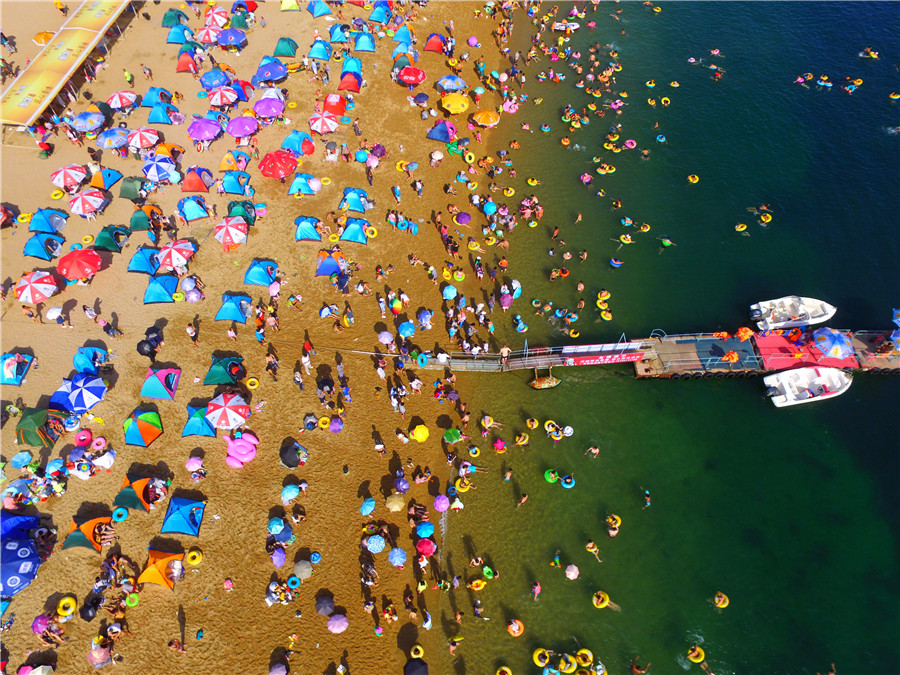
442, 3, 899, 674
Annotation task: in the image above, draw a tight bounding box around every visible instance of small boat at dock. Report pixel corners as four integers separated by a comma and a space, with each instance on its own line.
749, 296, 837, 330
529, 367, 560, 390
763, 366, 852, 407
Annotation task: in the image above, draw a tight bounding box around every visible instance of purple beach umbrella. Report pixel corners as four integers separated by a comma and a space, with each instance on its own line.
254, 97, 285, 118
187, 117, 222, 141
226, 116, 259, 138
434, 494, 450, 512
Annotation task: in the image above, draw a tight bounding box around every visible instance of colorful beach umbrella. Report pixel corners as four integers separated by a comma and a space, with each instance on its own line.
397, 66, 426, 85
127, 127, 160, 149
411, 425, 429, 442
106, 90, 137, 109
416, 522, 435, 537
69, 111, 105, 132
96, 127, 131, 149
360, 497, 376, 515
123, 409, 163, 446
326, 614, 348, 634
442, 428, 462, 444
565, 564, 580, 580
15, 271, 57, 304
416, 538, 437, 556
56, 248, 102, 279
205, 5, 229, 27
472, 109, 500, 127
436, 74, 467, 92
188, 116, 223, 141
434, 494, 450, 512
365, 534, 386, 553
65, 374, 108, 414
156, 240, 197, 269
68, 189, 106, 215
195, 25, 222, 44
308, 111, 339, 135
217, 28, 247, 46
254, 97, 285, 118
205, 392, 250, 429
51, 164, 87, 189
385, 494, 405, 512
142, 154, 177, 182
208, 85, 238, 107
812, 327, 855, 360
388, 547, 407, 566
214, 216, 249, 249
258, 150, 297, 178
226, 115, 259, 137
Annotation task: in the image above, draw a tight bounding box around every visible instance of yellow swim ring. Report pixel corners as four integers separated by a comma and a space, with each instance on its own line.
569, 329, 580, 338
734, 223, 747, 232
527, 178, 538, 186
464, 152, 475, 164
759, 213, 772, 223
469, 446, 480, 458
714, 591, 730, 608
467, 181, 478, 190
592, 591, 610, 609
410, 645, 424, 658
596, 300, 608, 310
544, 420, 557, 431
526, 418, 539, 429
318, 416, 330, 429
455, 478, 471, 493
661, 97, 670, 106
365, 226, 377, 238
640, 223, 651, 232
51, 190, 65, 200
688, 174, 699, 183
246, 377, 260, 390
598, 290, 611, 301
57, 595, 77, 616
328, 233, 340, 243
396, 160, 408, 172
82, 235, 94, 244
321, 177, 332, 185
670, 81, 680, 87
186, 548, 203, 565
497, 668, 513, 675
17, 213, 32, 223
576, 649, 594, 666
688, 646, 705, 663
533, 649, 551, 667
504, 187, 515, 197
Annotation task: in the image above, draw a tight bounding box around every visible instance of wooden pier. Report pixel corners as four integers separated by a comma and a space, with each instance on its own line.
419, 329, 900, 378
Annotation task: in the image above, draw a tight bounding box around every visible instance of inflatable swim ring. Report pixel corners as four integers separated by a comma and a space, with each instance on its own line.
559, 654, 578, 674
287, 575, 301, 589
592, 591, 610, 609
598, 290, 611, 301
328, 233, 340, 243
496, 668, 513, 675
318, 416, 330, 430
321, 177, 332, 186
526, 418, 539, 429
569, 329, 580, 338
365, 226, 377, 238
507, 619, 524, 637
688, 646, 705, 664
504, 187, 515, 197
464, 152, 475, 164
576, 649, 594, 667
534, 649, 551, 667
17, 213, 32, 224
596, 300, 608, 310
51, 190, 65, 200
661, 97, 670, 106
125, 593, 140, 607
468, 579, 486, 590
688, 174, 699, 183
467, 181, 478, 191
544, 469, 559, 483
759, 213, 772, 223
112, 507, 128, 523
91, 437, 107, 451
82, 235, 94, 244
714, 591, 730, 608
410, 645, 425, 659
186, 548, 203, 565
609, 259, 623, 268
246, 377, 260, 390
607, 514, 622, 528
57, 595, 77, 616
172, 292, 185, 302
469, 446, 480, 458
601, 309, 614, 321
735, 223, 747, 232
455, 478, 471, 493
560, 475, 575, 489
75, 429, 93, 447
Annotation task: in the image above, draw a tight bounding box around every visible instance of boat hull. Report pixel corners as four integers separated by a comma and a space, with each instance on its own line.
750, 296, 837, 331
763, 366, 852, 407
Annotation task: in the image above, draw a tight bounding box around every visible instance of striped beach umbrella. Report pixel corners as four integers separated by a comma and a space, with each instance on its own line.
207, 86, 238, 107
14, 271, 57, 304
195, 25, 221, 45
205, 392, 250, 430
50, 164, 87, 189
213, 216, 248, 249
204, 5, 229, 27
66, 374, 108, 415
308, 111, 339, 135
106, 90, 137, 109
127, 127, 160, 149
156, 240, 196, 269
142, 154, 176, 182
67, 189, 106, 215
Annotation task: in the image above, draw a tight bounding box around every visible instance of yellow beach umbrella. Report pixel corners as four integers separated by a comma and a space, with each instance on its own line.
33, 31, 55, 46
411, 425, 429, 442
472, 109, 500, 128
441, 92, 469, 115
385, 494, 405, 512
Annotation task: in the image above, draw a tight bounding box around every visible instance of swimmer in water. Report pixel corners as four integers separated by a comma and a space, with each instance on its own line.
531, 581, 542, 600
631, 657, 652, 673
549, 549, 562, 568
585, 446, 600, 458
642, 488, 651, 509
586, 540, 603, 562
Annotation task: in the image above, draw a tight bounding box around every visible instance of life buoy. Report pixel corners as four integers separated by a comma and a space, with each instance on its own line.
569, 329, 580, 338
346, 102, 355, 110
504, 187, 515, 197
365, 226, 377, 238
560, 475, 575, 489
287, 101, 297, 109
112, 507, 128, 523
496, 668, 513, 675
559, 268, 570, 277
51, 190, 65, 200
464, 152, 475, 164
596, 300, 608, 310
417, 353, 428, 367
561, 137, 570, 146
92, 437, 107, 451
75, 429, 93, 447
609, 258, 623, 268
640, 224, 651, 232
527, 178, 538, 186
395, 160, 408, 172
468, 579, 486, 590
467, 181, 478, 191
82, 235, 94, 244
186, 549, 203, 565
469, 446, 480, 457
559, 654, 578, 674
661, 97, 670, 106
687, 174, 699, 183
172, 292, 185, 302
606, 514, 622, 528
329, 233, 340, 243
600, 310, 613, 321
515, 433, 528, 446
714, 591, 730, 608
576, 649, 594, 667
592, 591, 609, 608
246, 377, 260, 390
735, 223, 747, 232
318, 416, 330, 429
759, 213, 772, 223
455, 478, 471, 492
57, 595, 77, 616
688, 646, 705, 664
287, 575, 301, 589
125, 593, 140, 607
544, 469, 559, 483
17, 213, 32, 223
71, 243, 83, 250
507, 619, 524, 637
410, 645, 425, 659
526, 418, 538, 429
544, 420, 557, 432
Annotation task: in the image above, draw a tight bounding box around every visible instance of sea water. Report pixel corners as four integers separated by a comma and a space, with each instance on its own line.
442, 4, 899, 674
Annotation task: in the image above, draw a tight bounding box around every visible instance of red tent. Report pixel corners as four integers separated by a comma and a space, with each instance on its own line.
423, 33, 446, 53
322, 94, 346, 117
258, 151, 297, 179
181, 168, 213, 192
337, 72, 361, 93
176, 52, 199, 74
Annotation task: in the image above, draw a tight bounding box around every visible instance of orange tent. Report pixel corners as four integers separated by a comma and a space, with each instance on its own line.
138, 549, 185, 590
155, 143, 185, 160
62, 515, 112, 553
112, 474, 154, 512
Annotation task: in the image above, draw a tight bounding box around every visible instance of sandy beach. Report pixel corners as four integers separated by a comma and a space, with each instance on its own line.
1, 1, 515, 673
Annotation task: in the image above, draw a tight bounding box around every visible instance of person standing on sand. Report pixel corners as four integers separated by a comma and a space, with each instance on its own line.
122, 69, 134, 86
140, 63, 153, 81
186, 323, 198, 347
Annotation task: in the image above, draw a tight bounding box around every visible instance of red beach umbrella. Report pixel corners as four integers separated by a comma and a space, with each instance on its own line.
56, 248, 102, 280
416, 538, 437, 556
398, 66, 426, 85
50, 164, 87, 189
258, 150, 297, 178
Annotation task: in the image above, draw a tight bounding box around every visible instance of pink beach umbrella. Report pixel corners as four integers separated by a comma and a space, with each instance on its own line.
208, 86, 238, 107
68, 189, 106, 215
308, 111, 339, 135
205, 392, 250, 430
15, 270, 57, 304
127, 126, 160, 149
416, 538, 437, 556
214, 216, 249, 249
106, 90, 137, 109
326, 614, 349, 634
565, 564, 580, 580
50, 164, 87, 189
156, 240, 197, 269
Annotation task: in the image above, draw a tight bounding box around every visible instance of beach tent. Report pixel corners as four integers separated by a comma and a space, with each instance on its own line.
161, 496, 206, 536
426, 120, 458, 142
288, 173, 319, 196
354, 32, 375, 53
15, 408, 66, 447
294, 216, 321, 241
280, 0, 301, 10
166, 25, 194, 45
307, 0, 331, 18
27, 208, 67, 233
113, 474, 155, 512
315, 250, 346, 277
1, 353, 34, 386
244, 259, 278, 286
73, 346, 108, 376
141, 367, 181, 400
128, 247, 161, 274
178, 196, 209, 222
230, 11, 250, 29
230, 79, 254, 102
161, 8, 189, 27
232, 0, 258, 12
337, 72, 362, 93
182, 167, 214, 193
120, 176, 146, 201
1, 511, 39, 539
220, 150, 251, 172
340, 218, 369, 244
368, 1, 392, 23
392, 54, 413, 73
1, 534, 41, 597
123, 408, 163, 447
308, 39, 332, 61
23, 233, 64, 261
222, 171, 252, 195
129, 205, 159, 232
183, 405, 217, 437
215, 293, 252, 323
203, 355, 245, 385
144, 275, 178, 304
329, 25, 349, 43
274, 37, 299, 57
391, 42, 414, 60
323, 93, 347, 117
282, 130, 316, 157
142, 88, 171, 108
227, 200, 256, 226
148, 103, 177, 125
393, 25, 414, 44
62, 515, 111, 553
89, 167, 123, 190
177, 40, 203, 56
339, 187, 372, 213
341, 56, 362, 76
176, 52, 199, 74
92, 225, 130, 253
137, 549, 184, 590
424, 33, 446, 53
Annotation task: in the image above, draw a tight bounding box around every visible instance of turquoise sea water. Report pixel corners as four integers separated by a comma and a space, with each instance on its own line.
439, 4, 899, 674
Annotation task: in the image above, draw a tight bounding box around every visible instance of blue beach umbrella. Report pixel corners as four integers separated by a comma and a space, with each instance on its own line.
96, 127, 130, 149
217, 28, 247, 47
388, 547, 407, 566
255, 59, 288, 83
143, 155, 177, 182
416, 522, 434, 538
70, 111, 105, 132
398, 321, 415, 338
268, 517, 285, 534
360, 497, 376, 515
200, 68, 232, 90
66, 373, 108, 414
892, 308, 900, 328
281, 484, 301, 502
365, 534, 386, 553
436, 75, 467, 92
442, 285, 458, 300
811, 327, 855, 360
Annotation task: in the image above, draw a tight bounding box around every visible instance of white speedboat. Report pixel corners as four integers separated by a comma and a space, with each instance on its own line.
749, 296, 837, 330
763, 366, 852, 407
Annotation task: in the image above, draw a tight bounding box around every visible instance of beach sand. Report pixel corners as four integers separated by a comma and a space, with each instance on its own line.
1, 1, 513, 673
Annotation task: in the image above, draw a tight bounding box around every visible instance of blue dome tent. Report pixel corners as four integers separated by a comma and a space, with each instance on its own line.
244, 259, 278, 286
339, 218, 369, 244
144, 275, 178, 304
141, 88, 171, 108
23, 233, 64, 261
128, 247, 161, 274
329, 24, 349, 43
28, 208, 68, 233
306, 0, 331, 18
294, 216, 321, 241
222, 171, 253, 195
161, 496, 206, 536
354, 32, 375, 53
183, 405, 216, 437
166, 24, 194, 44
215, 293, 252, 322
308, 39, 332, 61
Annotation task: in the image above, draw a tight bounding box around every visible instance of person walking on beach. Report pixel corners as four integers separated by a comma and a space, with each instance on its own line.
531, 581, 541, 600
516, 493, 528, 508
301, 351, 312, 374
122, 68, 134, 86
140, 63, 153, 81
186, 323, 198, 347
265, 353, 279, 381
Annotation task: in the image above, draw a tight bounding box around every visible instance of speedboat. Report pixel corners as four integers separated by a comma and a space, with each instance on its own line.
749, 296, 837, 330
763, 366, 852, 407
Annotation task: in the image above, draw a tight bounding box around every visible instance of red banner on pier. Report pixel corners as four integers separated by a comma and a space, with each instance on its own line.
566, 352, 645, 366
